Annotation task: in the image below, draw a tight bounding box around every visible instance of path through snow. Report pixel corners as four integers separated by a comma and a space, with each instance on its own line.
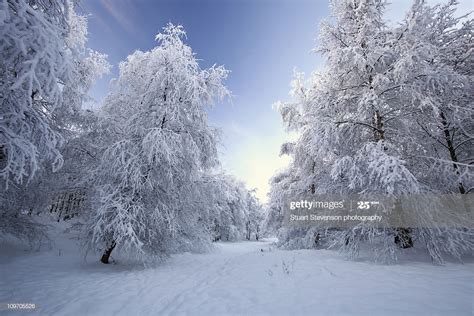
1, 235, 473, 315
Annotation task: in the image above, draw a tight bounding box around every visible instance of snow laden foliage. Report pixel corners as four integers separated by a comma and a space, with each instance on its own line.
392, 0, 474, 194
18, 109, 106, 223
0, 1, 109, 245
267, 0, 473, 263
85, 24, 236, 263
198, 174, 264, 242
0, 0, 108, 187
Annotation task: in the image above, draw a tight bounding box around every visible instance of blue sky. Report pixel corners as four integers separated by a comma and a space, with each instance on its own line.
80, 0, 472, 201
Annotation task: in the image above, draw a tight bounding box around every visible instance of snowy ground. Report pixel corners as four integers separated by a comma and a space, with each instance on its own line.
1, 225, 473, 316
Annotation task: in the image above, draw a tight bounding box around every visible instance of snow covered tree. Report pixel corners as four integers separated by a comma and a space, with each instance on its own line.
0, 0, 109, 245
85, 24, 230, 263
196, 174, 256, 242
23, 108, 107, 222
264, 165, 322, 249
198, 173, 263, 242
384, 0, 474, 262
272, 0, 473, 262
209, 175, 247, 241
276, 0, 419, 255
1, 0, 90, 186
391, 0, 473, 195
247, 189, 264, 240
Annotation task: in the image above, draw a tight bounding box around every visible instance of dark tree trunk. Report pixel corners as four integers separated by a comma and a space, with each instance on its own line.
100, 241, 116, 264
439, 111, 466, 194
0, 145, 6, 169
310, 161, 316, 194
372, 110, 385, 141
245, 221, 251, 240
314, 232, 320, 245
394, 228, 413, 249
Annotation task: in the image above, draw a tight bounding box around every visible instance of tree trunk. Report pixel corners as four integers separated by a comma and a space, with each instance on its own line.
0, 145, 6, 169
310, 161, 316, 194
439, 111, 466, 194
314, 232, 320, 245
372, 110, 385, 141
100, 241, 116, 264
245, 221, 251, 240
373, 111, 414, 248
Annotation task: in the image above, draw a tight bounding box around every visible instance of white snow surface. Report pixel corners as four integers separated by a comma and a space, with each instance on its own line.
1, 224, 473, 316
